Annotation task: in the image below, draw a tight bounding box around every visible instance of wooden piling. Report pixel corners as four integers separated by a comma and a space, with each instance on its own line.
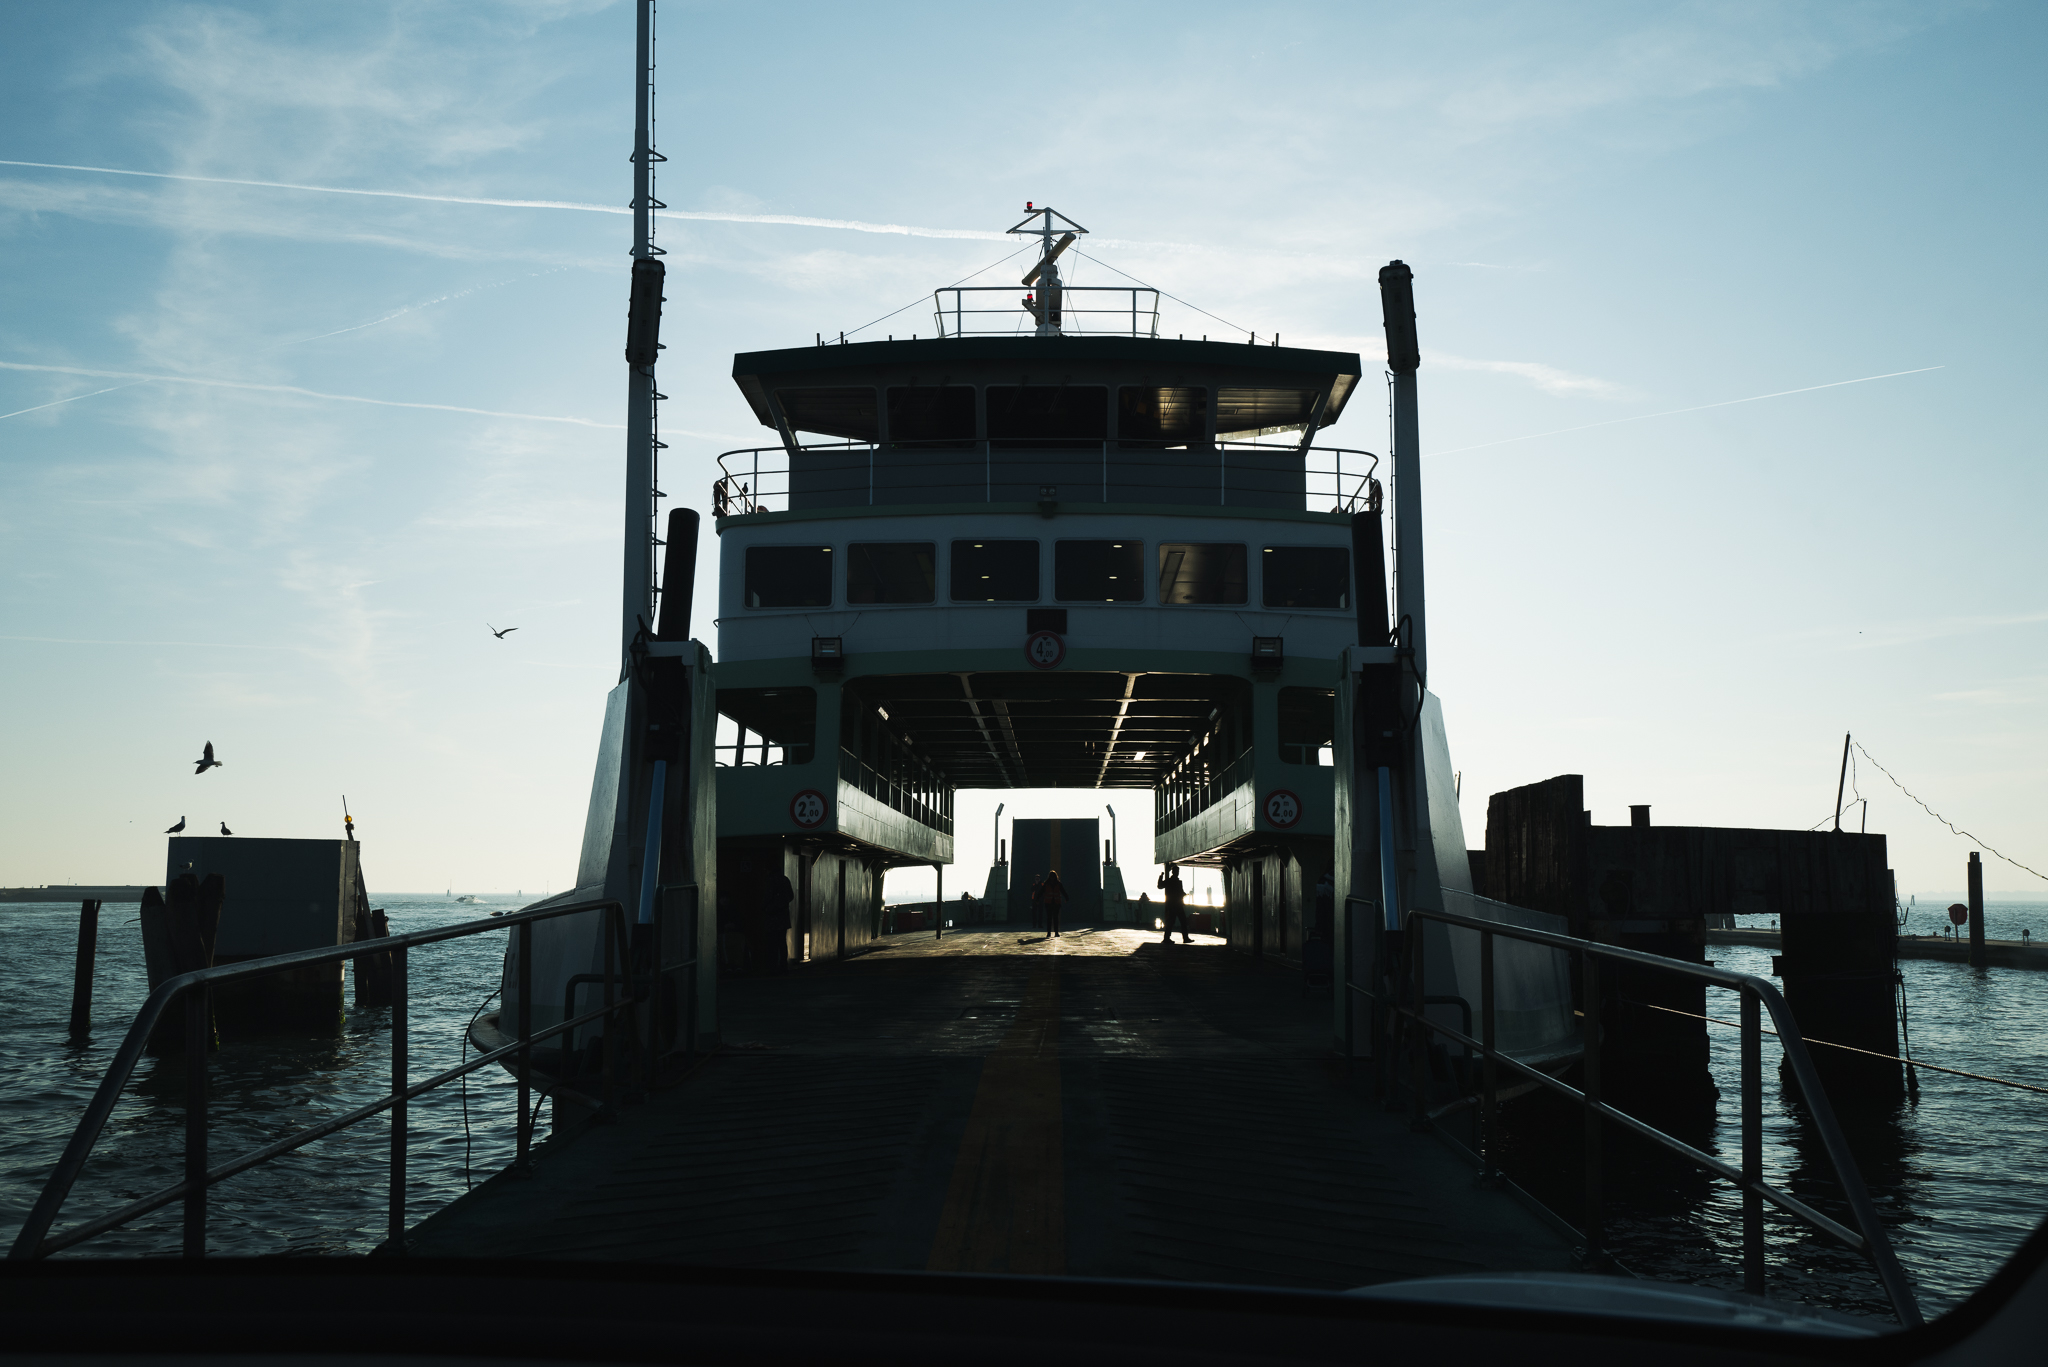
1967, 852, 1986, 969
151, 873, 222, 1053
67, 899, 100, 1040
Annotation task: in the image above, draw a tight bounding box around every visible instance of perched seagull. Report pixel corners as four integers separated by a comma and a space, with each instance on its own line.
220, 821, 234, 836
165, 816, 186, 834
193, 741, 222, 775
487, 623, 519, 639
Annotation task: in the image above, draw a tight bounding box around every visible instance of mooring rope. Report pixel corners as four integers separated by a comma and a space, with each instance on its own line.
1631, 1000, 2048, 1096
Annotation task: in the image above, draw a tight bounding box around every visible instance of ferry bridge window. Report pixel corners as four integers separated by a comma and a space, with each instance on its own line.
986, 385, 1108, 449
1262, 545, 1350, 609
1157, 542, 1246, 604
847, 542, 935, 604
1118, 386, 1207, 446
1054, 539, 1143, 602
714, 687, 816, 766
775, 387, 876, 441
950, 539, 1039, 601
744, 544, 832, 608
1216, 386, 1319, 438
1278, 686, 1336, 766
886, 386, 975, 447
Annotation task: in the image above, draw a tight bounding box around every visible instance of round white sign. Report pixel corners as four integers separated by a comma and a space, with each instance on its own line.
790, 789, 828, 828
1265, 788, 1303, 828
1024, 630, 1066, 670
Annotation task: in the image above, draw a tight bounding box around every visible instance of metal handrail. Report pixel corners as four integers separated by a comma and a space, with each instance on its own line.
711, 440, 1378, 518
1155, 746, 1253, 836
9, 897, 639, 1261
1343, 898, 1922, 1327
931, 285, 1161, 338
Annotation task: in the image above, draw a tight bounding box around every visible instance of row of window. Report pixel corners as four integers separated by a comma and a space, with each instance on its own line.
741, 541, 1351, 609
779, 384, 1326, 446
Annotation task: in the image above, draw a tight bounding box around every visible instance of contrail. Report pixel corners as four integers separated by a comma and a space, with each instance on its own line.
0, 379, 154, 421
0, 634, 303, 651
1431, 366, 1945, 456
0, 159, 1012, 241
0, 361, 623, 428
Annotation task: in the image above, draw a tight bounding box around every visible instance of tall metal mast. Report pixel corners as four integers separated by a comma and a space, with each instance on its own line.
620, 0, 665, 672
1010, 206, 1085, 337
1379, 261, 1424, 684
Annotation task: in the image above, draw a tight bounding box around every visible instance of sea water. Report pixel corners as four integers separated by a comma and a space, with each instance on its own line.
0, 896, 525, 1256
1, 893, 2043, 1322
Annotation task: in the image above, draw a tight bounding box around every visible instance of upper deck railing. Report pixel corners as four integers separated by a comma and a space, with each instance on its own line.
931, 286, 1160, 339
713, 440, 1380, 518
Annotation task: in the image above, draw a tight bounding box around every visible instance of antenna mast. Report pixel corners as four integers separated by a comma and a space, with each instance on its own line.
1009, 205, 1087, 337
620, 0, 667, 672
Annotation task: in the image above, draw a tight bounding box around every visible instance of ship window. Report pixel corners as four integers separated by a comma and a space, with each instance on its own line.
847, 542, 935, 604
715, 687, 816, 767
1216, 387, 1319, 438
1118, 386, 1207, 446
986, 385, 1108, 449
744, 544, 832, 608
775, 387, 876, 442
1158, 543, 1246, 604
1262, 546, 1350, 610
950, 540, 1038, 601
1054, 540, 1143, 602
1279, 687, 1336, 766
887, 386, 975, 447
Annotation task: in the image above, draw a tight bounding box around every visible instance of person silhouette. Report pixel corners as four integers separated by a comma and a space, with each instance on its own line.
1157, 864, 1192, 943
1040, 870, 1068, 939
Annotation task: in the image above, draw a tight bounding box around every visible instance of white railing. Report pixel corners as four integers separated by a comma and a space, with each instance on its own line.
712, 441, 1379, 517
931, 286, 1160, 339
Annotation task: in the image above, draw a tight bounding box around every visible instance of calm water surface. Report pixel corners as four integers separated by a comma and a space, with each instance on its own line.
1, 893, 2043, 1323
0, 896, 525, 1257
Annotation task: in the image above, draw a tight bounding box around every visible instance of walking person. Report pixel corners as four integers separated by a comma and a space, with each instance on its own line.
1040, 870, 1068, 939
1157, 863, 1193, 944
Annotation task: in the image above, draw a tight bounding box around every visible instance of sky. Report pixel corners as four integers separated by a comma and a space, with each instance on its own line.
1, 0, 2043, 903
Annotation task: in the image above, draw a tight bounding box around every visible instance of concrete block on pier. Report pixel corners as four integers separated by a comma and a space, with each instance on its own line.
164, 837, 365, 1032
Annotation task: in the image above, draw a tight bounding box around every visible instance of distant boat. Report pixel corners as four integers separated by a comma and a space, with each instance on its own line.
455, 895, 479, 904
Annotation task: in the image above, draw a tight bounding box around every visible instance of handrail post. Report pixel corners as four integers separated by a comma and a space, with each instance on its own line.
1581, 954, 1604, 1265
182, 985, 207, 1258
1340, 900, 1355, 1064
1408, 914, 1427, 1131
1742, 987, 1764, 1295
516, 919, 533, 1169
387, 946, 409, 1250
1480, 929, 1498, 1185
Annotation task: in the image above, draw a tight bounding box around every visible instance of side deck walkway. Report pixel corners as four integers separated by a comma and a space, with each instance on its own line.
408, 926, 1571, 1288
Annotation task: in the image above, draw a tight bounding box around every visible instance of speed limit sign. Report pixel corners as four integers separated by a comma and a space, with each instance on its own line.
790, 789, 828, 828
1264, 788, 1302, 828
1024, 630, 1066, 670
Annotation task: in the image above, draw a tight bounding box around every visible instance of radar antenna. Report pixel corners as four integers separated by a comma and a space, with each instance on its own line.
1008, 205, 1088, 336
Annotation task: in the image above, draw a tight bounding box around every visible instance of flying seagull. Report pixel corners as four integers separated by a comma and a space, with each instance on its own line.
487, 623, 518, 639
194, 741, 222, 774
166, 816, 186, 834
220, 821, 234, 836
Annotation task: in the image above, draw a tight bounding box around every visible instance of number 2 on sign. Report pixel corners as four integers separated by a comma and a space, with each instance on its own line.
790, 789, 827, 828
1265, 789, 1301, 828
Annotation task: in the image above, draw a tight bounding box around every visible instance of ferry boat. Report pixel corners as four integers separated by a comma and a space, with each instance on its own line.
488, 205, 1576, 1090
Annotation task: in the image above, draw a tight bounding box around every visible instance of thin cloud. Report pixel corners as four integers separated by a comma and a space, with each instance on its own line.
0, 159, 1015, 241
0, 360, 623, 429
1432, 351, 1630, 399
1431, 366, 1944, 456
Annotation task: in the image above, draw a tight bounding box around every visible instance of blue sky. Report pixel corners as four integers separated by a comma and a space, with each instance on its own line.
2, 0, 2042, 900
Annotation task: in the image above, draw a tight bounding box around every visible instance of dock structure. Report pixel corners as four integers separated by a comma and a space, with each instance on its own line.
416, 927, 1570, 1283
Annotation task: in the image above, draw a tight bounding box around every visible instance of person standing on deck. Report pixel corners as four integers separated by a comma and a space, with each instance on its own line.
1040, 870, 1068, 939
1158, 864, 1193, 944
762, 869, 794, 974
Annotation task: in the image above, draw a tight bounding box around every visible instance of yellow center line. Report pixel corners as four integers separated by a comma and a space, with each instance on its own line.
925, 961, 1064, 1272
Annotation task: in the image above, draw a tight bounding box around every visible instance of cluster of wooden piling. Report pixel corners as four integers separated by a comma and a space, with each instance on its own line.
138, 874, 225, 1053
